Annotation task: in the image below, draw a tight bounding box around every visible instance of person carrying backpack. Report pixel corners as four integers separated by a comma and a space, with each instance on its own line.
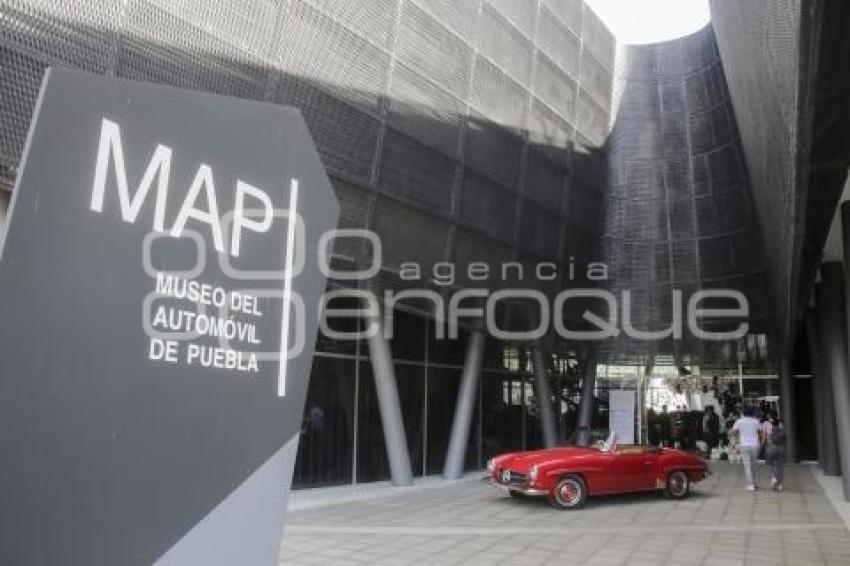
764, 412, 787, 492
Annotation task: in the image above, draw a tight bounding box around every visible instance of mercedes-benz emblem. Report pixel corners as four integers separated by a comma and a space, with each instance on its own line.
501, 470, 511, 483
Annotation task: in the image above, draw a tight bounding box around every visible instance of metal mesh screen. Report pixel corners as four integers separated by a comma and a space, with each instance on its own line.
279, 0, 390, 111
1, 1, 116, 72
308, 0, 399, 49
524, 149, 566, 210
533, 52, 577, 120
119, 3, 267, 98
537, 6, 580, 80
528, 98, 573, 164
388, 62, 465, 158
452, 228, 515, 289
395, 2, 472, 100
459, 169, 516, 243
519, 201, 561, 259
600, 25, 773, 366
575, 88, 609, 147
478, 4, 534, 85
470, 55, 528, 130
371, 196, 450, 272
541, 0, 583, 37
327, 178, 372, 263
580, 50, 613, 110
0, 48, 44, 184
0, 7, 761, 368
580, 3, 615, 70
378, 128, 455, 214
274, 75, 379, 184
709, 0, 804, 355
485, 0, 537, 40
408, 0, 478, 42
464, 112, 523, 188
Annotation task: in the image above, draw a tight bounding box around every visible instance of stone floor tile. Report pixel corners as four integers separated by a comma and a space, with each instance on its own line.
280, 464, 850, 565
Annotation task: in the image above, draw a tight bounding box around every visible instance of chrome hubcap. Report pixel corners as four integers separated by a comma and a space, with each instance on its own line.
670, 473, 686, 495
558, 480, 581, 506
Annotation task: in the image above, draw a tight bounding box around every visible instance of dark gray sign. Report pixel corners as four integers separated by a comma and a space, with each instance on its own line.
0, 68, 338, 565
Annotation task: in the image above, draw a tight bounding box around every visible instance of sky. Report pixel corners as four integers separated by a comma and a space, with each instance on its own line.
584, 0, 711, 45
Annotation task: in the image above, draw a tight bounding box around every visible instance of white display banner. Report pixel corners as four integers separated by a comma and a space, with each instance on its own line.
609, 390, 636, 444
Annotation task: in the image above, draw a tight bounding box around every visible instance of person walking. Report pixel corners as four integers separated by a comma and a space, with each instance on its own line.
764, 413, 787, 491
731, 406, 762, 491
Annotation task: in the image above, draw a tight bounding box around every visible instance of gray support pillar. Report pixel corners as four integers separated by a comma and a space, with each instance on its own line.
366, 314, 413, 486
806, 308, 826, 468
443, 330, 486, 480
532, 345, 557, 448
816, 282, 842, 476
0, 190, 9, 233
778, 356, 797, 463
821, 262, 850, 497
577, 356, 597, 446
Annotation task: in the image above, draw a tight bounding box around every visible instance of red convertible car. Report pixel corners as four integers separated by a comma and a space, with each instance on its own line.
486, 443, 707, 509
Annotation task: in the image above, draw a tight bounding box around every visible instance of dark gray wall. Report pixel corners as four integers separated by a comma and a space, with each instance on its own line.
0, 0, 614, 321
2, 2, 792, 368
600, 26, 772, 366
0, 68, 338, 566
708, 0, 808, 355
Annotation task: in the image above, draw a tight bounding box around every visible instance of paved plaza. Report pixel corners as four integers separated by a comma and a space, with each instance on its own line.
279, 463, 850, 565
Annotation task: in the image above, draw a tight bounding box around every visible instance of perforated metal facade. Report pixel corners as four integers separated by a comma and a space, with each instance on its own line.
0, 1, 779, 367
708, 1, 803, 357
708, 0, 839, 365
0, 0, 613, 329
599, 26, 772, 366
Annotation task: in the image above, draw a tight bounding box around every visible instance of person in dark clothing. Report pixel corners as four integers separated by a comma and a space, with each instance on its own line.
702, 405, 720, 457
658, 405, 672, 447
764, 413, 787, 491
647, 408, 660, 446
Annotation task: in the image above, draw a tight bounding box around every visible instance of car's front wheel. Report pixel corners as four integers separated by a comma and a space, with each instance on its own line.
665, 470, 690, 499
550, 474, 587, 510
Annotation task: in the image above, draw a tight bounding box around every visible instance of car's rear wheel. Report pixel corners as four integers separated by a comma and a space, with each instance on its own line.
665, 470, 690, 499
550, 474, 587, 510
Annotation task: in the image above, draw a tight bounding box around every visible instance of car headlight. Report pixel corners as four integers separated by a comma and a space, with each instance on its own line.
487, 459, 494, 473
529, 465, 539, 482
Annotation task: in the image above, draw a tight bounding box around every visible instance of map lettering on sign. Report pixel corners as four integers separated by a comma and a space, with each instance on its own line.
89, 117, 299, 395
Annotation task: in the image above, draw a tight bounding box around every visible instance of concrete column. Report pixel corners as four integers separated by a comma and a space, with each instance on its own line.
816, 282, 842, 476
555, 371, 566, 444
0, 189, 9, 241
443, 330, 485, 480
577, 356, 596, 446
777, 356, 797, 463
366, 313, 413, 486
806, 308, 826, 468
532, 345, 557, 448
821, 261, 850, 497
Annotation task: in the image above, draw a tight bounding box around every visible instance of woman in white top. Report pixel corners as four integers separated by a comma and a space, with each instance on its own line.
731, 406, 763, 491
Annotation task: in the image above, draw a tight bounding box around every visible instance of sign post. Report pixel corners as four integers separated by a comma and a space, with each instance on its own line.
609, 390, 636, 445
0, 68, 338, 565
